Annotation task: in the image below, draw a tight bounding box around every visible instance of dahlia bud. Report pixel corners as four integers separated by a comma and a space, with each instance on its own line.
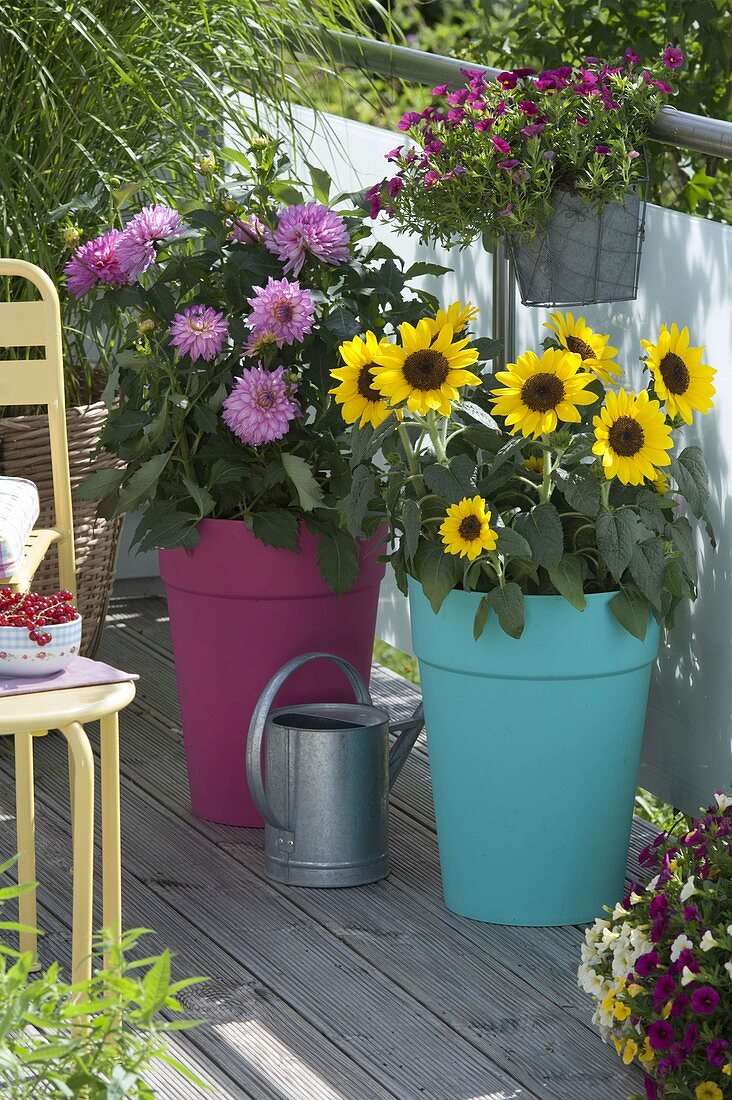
198, 153, 217, 176
250, 136, 271, 149
137, 318, 155, 335
222, 199, 238, 214
60, 225, 82, 249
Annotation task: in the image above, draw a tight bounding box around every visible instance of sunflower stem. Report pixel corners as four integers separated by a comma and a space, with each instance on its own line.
600, 479, 612, 511
398, 421, 425, 496
539, 439, 553, 504
424, 410, 448, 464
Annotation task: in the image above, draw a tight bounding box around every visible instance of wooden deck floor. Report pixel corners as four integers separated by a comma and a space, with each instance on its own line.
0, 595, 652, 1100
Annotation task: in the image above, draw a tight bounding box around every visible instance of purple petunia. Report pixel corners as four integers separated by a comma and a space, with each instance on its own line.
498, 159, 520, 170
636, 951, 660, 976
64, 230, 128, 298
221, 364, 300, 446
652, 971, 677, 1009
491, 136, 511, 155
116, 204, 181, 279
690, 985, 720, 1016
397, 111, 423, 131
625, 48, 643, 65
169, 305, 228, 363
595, 144, 612, 155
647, 1019, 675, 1051
265, 203, 349, 278
424, 170, 441, 188
521, 123, 546, 138
707, 1038, 729, 1066
246, 277, 315, 348
662, 45, 684, 69
497, 71, 517, 89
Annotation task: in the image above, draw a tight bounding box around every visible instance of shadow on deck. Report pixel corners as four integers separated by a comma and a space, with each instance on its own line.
0, 596, 653, 1099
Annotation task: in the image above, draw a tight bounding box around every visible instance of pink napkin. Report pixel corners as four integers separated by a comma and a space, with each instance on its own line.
0, 656, 138, 697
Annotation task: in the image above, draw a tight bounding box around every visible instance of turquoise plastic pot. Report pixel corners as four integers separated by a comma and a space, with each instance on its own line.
408, 580, 660, 926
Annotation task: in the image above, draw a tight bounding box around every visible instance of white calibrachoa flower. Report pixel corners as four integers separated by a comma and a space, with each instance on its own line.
714, 790, 732, 811
724, 960, 732, 979
630, 927, 650, 952
700, 929, 718, 951
680, 875, 698, 902
670, 933, 694, 961
681, 965, 697, 986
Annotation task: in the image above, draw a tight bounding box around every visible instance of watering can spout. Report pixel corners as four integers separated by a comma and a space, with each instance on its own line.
388, 703, 424, 789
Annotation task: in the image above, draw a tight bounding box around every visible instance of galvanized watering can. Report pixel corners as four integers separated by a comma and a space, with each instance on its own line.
246, 653, 424, 887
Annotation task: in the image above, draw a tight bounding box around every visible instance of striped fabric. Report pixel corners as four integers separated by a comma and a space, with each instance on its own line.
0, 477, 40, 580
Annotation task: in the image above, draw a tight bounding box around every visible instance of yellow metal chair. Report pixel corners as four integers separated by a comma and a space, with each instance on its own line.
0, 258, 135, 981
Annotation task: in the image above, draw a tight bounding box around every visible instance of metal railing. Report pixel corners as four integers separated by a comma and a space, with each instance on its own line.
310, 31, 732, 365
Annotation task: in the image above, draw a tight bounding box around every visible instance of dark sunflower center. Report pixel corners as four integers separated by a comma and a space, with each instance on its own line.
608, 415, 645, 457
565, 335, 595, 361
521, 372, 565, 413
402, 349, 450, 390
458, 515, 481, 540
357, 363, 381, 403
659, 352, 690, 395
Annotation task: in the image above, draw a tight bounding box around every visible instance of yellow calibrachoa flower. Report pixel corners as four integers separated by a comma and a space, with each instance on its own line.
490, 347, 598, 439
641, 323, 716, 424
372, 319, 480, 416
695, 1083, 723, 1100
331, 332, 395, 428
544, 311, 621, 384
639, 1038, 655, 1068
593, 389, 673, 485
614, 1001, 631, 1021
425, 299, 480, 337
439, 496, 497, 561
621, 1039, 638, 1065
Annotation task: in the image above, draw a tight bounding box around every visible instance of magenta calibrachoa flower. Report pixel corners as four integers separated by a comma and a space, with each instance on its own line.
579, 791, 732, 1098
246, 277, 315, 347
116, 204, 182, 279
64, 230, 128, 298
265, 203, 350, 277
169, 304, 229, 363
222, 365, 300, 446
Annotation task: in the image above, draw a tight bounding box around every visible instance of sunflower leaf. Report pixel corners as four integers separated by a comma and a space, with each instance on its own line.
671, 445, 709, 519
547, 554, 586, 611
424, 457, 476, 504
670, 517, 698, 586
473, 596, 490, 640
486, 583, 524, 639
609, 584, 649, 641
342, 465, 376, 538
596, 508, 637, 581
555, 469, 601, 517
413, 541, 461, 614
402, 499, 422, 564
514, 502, 564, 568
496, 526, 532, 560
629, 538, 666, 611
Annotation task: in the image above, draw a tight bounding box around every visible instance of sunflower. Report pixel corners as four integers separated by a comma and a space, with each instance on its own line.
425, 300, 480, 337
544, 311, 621, 384
641, 323, 716, 423
523, 454, 544, 475
592, 389, 673, 485
331, 332, 395, 428
371, 319, 480, 416
490, 348, 598, 439
439, 496, 498, 561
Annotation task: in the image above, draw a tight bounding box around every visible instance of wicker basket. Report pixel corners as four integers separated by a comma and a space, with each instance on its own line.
0, 402, 122, 658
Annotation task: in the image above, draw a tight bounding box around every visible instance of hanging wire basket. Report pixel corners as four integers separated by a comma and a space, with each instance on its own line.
507, 177, 648, 308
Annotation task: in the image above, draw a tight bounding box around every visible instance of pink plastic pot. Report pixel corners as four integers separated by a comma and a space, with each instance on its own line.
159, 519, 386, 826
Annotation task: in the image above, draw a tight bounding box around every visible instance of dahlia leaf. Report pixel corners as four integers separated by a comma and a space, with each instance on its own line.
413, 541, 461, 614
251, 511, 299, 552
282, 453, 325, 513
515, 502, 563, 568
75, 466, 126, 502
609, 585, 649, 641
306, 162, 332, 204
130, 502, 199, 554
671, 445, 709, 519
596, 508, 637, 581
486, 583, 524, 639
316, 530, 361, 596
548, 555, 586, 611
403, 261, 452, 279
117, 451, 172, 513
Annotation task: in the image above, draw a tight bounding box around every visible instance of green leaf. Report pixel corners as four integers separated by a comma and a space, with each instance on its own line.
472, 337, 503, 361
251, 510, 299, 551
130, 502, 199, 553
75, 466, 126, 502
403, 261, 452, 279
117, 452, 172, 513
402, 499, 421, 564
596, 509, 637, 581
424, 457, 476, 503
316, 530, 361, 596
281, 453, 325, 512
220, 146, 253, 172
670, 517, 698, 585
609, 585, 649, 641
143, 950, 171, 1015
663, 557, 684, 599
515, 502, 564, 568
547, 555, 586, 611
307, 161, 332, 203
322, 305, 359, 344
343, 465, 375, 537
496, 526, 532, 560
671, 445, 709, 519
556, 469, 601, 517
182, 477, 214, 520
413, 540, 460, 614
629, 538, 666, 611
636, 489, 668, 535
349, 417, 396, 468
486, 583, 524, 639
473, 596, 490, 640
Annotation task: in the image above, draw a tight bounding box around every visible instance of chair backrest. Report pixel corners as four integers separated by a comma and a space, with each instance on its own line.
0, 259, 76, 594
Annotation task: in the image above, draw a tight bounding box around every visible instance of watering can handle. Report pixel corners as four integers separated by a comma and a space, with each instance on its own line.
246, 653, 373, 830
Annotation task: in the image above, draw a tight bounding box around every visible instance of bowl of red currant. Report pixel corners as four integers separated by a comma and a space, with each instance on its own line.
0, 590, 81, 677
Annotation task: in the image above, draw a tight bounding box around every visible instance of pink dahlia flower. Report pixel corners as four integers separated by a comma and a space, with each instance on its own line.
222, 365, 300, 446
117, 205, 182, 279
246, 277, 315, 347
64, 230, 128, 298
265, 203, 349, 277
169, 304, 229, 362
229, 214, 265, 244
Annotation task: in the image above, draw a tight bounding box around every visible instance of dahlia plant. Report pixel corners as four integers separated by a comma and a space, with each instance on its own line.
333, 305, 716, 638
72, 141, 464, 593
370, 46, 683, 247
579, 792, 732, 1100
